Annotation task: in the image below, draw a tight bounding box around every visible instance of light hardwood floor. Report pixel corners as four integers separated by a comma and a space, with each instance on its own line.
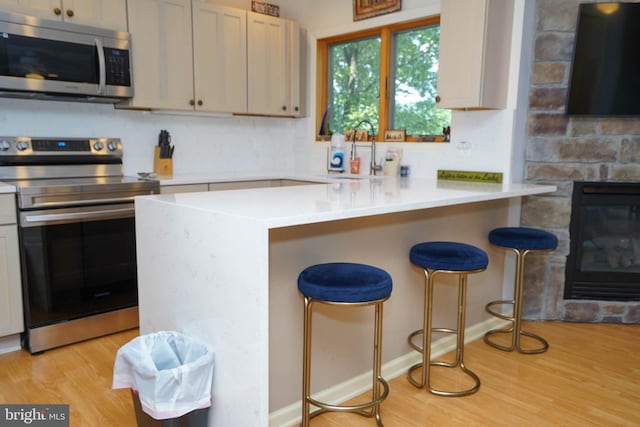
0, 322, 638, 426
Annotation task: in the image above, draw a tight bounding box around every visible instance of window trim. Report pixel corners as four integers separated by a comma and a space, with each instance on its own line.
316, 16, 441, 142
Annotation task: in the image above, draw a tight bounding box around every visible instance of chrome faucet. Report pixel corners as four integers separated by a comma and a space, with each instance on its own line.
354, 119, 383, 176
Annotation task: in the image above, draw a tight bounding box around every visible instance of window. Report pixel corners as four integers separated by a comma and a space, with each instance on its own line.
317, 17, 450, 142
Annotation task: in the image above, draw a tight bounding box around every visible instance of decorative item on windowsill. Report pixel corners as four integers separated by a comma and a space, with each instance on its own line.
344, 130, 369, 142
252, 1, 279, 17
383, 129, 406, 142
443, 126, 451, 142
153, 129, 174, 175
318, 105, 333, 141
353, 0, 401, 21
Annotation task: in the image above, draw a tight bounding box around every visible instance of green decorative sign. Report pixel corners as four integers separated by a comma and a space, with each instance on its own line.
437, 170, 503, 184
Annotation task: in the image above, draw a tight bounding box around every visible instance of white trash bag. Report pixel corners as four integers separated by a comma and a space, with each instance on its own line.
113, 331, 214, 420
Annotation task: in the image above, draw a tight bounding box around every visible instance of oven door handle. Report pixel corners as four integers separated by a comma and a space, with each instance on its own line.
21, 206, 134, 226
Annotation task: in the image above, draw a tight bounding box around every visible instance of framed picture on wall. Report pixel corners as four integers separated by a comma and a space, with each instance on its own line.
353, 0, 401, 21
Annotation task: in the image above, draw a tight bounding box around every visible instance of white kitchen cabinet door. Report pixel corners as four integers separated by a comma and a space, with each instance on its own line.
247, 12, 290, 116
62, 0, 128, 31
192, 2, 247, 113
123, 0, 194, 110
289, 21, 306, 117
0, 224, 23, 337
436, 0, 513, 109
0, 0, 127, 31
0, 0, 62, 20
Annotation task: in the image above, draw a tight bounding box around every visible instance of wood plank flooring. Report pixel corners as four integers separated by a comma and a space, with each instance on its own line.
0, 322, 638, 426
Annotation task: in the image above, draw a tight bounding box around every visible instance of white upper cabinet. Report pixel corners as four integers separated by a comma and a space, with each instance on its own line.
0, 0, 128, 31
247, 13, 306, 117
436, 0, 514, 109
122, 2, 305, 116
289, 21, 306, 118
247, 11, 290, 116
192, 3, 247, 113
124, 0, 248, 113
123, 0, 194, 110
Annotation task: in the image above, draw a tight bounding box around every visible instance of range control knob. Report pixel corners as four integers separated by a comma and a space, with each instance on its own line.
107, 141, 118, 152
16, 141, 29, 151
93, 142, 104, 151
0, 140, 10, 151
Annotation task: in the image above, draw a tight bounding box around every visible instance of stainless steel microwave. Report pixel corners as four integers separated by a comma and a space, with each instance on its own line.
0, 12, 133, 103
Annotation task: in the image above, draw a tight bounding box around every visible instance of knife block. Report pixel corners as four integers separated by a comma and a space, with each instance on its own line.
153, 146, 173, 175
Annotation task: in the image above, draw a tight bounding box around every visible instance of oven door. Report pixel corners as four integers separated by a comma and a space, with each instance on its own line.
18, 203, 137, 328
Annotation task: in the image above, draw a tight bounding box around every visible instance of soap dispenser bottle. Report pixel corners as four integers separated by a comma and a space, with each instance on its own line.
328, 133, 345, 172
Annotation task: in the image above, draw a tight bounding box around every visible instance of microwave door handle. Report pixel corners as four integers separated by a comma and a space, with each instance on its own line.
95, 38, 106, 94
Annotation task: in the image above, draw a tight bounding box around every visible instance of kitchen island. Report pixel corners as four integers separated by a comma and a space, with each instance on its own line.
134, 176, 555, 427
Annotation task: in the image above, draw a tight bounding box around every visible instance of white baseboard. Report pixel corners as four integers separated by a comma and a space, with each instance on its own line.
269, 317, 510, 427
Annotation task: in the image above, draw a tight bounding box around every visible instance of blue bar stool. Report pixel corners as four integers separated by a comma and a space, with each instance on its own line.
484, 227, 558, 354
298, 262, 392, 426
407, 241, 488, 397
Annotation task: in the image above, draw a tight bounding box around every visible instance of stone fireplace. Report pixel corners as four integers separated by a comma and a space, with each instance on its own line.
521, 0, 640, 323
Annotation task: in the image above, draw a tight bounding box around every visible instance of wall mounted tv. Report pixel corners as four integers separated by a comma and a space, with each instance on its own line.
566, 2, 640, 116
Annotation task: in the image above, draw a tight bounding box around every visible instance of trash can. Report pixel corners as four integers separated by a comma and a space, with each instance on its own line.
112, 331, 215, 427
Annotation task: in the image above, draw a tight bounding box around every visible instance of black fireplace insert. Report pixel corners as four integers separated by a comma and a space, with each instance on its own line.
565, 181, 640, 301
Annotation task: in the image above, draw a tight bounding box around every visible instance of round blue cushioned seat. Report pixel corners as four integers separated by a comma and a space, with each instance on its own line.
298, 262, 393, 303
489, 227, 558, 251
410, 242, 488, 272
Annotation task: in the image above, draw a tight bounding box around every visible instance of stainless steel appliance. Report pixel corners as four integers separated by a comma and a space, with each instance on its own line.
0, 136, 158, 353
0, 12, 133, 103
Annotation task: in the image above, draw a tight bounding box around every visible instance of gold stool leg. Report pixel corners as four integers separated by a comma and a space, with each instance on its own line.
372, 300, 384, 426
408, 269, 481, 396
484, 249, 549, 354
301, 296, 313, 427
301, 297, 390, 426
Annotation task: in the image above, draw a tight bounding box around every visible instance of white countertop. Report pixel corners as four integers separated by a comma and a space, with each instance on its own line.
142, 176, 556, 228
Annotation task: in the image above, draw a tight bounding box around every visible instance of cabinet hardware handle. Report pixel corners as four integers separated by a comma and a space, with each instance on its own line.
189, 99, 195, 106
294, 106, 299, 112
53, 7, 62, 15
435, 95, 441, 103
66, 9, 74, 17
197, 100, 203, 106
282, 106, 287, 111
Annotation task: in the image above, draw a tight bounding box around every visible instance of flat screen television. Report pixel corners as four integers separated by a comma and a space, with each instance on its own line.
566, 2, 640, 116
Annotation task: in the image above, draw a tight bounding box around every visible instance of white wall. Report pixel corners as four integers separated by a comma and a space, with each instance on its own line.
0, 99, 303, 176
0, 0, 527, 182
284, 0, 528, 181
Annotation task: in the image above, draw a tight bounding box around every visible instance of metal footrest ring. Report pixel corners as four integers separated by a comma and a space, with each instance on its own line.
484, 300, 549, 354
485, 299, 515, 321
484, 327, 549, 354
407, 360, 480, 397
307, 376, 389, 426
407, 328, 480, 397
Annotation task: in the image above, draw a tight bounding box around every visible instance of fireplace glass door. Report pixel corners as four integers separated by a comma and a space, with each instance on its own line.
565, 181, 640, 300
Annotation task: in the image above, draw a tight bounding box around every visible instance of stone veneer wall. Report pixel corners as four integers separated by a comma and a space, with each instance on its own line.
522, 0, 639, 324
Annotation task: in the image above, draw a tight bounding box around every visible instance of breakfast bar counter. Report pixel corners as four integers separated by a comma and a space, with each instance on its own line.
134, 177, 556, 427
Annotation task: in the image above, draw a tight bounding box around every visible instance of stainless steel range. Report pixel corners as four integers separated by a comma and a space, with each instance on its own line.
0, 136, 159, 353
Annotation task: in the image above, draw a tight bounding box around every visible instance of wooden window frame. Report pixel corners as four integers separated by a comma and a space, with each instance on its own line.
316, 16, 441, 142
